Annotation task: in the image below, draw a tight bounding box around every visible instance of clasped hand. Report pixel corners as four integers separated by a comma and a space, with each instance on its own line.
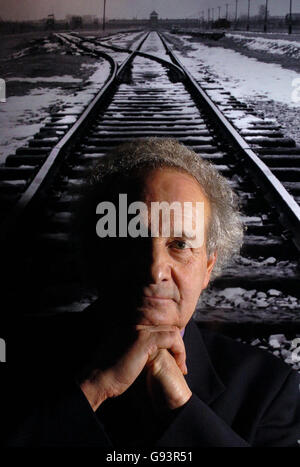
80, 324, 192, 412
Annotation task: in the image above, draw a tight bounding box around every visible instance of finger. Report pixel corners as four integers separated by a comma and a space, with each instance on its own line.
167, 333, 187, 374
147, 330, 187, 374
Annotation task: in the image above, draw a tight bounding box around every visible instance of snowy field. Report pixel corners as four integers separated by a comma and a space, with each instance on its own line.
167, 33, 299, 107
0, 60, 110, 165
227, 33, 300, 60
165, 33, 300, 145
0, 31, 143, 166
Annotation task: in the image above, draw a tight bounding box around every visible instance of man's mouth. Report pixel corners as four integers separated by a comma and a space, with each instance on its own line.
143, 295, 172, 301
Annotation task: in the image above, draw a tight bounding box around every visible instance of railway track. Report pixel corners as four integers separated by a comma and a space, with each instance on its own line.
0, 31, 299, 338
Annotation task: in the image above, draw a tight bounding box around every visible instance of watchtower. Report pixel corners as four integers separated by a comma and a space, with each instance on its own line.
150, 10, 158, 29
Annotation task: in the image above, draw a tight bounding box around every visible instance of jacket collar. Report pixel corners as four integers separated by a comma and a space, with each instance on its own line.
183, 318, 226, 405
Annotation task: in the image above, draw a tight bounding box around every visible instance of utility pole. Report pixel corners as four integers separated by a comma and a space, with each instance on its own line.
247, 0, 251, 31
226, 3, 229, 21
289, 0, 293, 34
212, 7, 214, 24
218, 6, 221, 20
263, 0, 268, 33
102, 0, 106, 31
208, 8, 210, 25
235, 0, 238, 29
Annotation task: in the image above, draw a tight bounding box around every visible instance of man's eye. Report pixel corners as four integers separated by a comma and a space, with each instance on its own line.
172, 240, 190, 250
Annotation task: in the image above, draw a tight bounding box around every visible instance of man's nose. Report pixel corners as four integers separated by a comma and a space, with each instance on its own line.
144, 238, 172, 284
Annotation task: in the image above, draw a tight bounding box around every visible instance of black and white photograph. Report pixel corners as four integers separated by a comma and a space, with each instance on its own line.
0, 0, 300, 451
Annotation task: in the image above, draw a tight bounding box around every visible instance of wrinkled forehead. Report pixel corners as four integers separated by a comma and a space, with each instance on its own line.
141, 167, 206, 198
122, 167, 211, 243
140, 167, 210, 219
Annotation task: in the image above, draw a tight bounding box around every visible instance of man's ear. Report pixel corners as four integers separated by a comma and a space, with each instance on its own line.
203, 251, 217, 290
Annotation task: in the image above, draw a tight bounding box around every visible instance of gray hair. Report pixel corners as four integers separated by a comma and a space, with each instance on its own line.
87, 137, 244, 280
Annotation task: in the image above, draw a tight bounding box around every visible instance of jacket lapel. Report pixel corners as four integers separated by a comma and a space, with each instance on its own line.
183, 319, 225, 405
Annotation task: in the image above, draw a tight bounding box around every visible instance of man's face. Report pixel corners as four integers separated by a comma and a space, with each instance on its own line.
103, 168, 216, 331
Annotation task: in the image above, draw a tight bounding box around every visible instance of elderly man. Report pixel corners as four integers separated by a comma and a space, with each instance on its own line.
5, 138, 300, 447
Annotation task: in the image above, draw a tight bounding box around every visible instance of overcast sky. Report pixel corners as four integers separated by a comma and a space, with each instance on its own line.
0, 0, 299, 21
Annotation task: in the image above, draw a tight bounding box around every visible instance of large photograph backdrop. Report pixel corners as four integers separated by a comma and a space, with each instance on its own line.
0, 1, 299, 369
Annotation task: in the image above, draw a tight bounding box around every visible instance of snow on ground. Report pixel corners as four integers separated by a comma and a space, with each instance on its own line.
0, 90, 61, 165
140, 31, 170, 61
63, 31, 143, 66
81, 30, 144, 65
197, 286, 300, 313
171, 35, 300, 108
238, 334, 300, 372
6, 76, 82, 83
81, 41, 129, 66
10, 36, 73, 59
101, 31, 143, 49
227, 33, 300, 60
9, 31, 141, 64
0, 60, 110, 165
232, 113, 276, 129
95, 31, 145, 64
165, 33, 300, 145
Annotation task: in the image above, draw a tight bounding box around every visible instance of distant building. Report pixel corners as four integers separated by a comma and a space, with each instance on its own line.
108, 11, 201, 31
150, 10, 158, 28
46, 14, 55, 30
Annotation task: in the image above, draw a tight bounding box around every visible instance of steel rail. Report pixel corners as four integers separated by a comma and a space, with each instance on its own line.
71, 33, 185, 80
55, 32, 118, 63
159, 32, 300, 251
0, 32, 150, 242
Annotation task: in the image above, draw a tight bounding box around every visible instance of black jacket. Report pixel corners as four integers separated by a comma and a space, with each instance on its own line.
3, 308, 300, 447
